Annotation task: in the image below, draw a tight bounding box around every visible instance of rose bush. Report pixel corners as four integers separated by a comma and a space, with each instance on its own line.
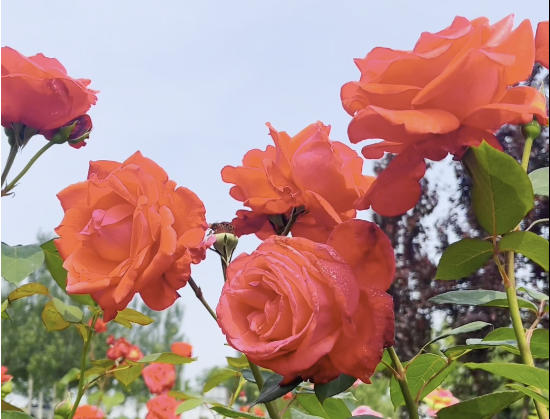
217, 219, 395, 384
341, 15, 547, 216
54, 151, 210, 320
1, 47, 98, 147
222, 122, 374, 243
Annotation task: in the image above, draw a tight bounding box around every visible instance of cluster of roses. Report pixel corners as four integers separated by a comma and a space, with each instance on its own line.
2, 13, 549, 406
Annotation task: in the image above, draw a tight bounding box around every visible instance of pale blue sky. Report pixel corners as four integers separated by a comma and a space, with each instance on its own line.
2, 0, 549, 384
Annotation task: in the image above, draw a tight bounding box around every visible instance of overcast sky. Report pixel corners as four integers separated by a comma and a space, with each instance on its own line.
2, 0, 549, 386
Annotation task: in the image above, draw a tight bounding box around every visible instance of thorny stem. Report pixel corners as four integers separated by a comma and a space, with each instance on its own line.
387, 348, 419, 419
1, 143, 18, 187
67, 313, 99, 419
188, 276, 217, 321
2, 141, 55, 196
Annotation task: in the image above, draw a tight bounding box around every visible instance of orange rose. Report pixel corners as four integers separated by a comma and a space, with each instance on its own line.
1, 47, 98, 147
171, 342, 193, 358
73, 406, 105, 419
54, 151, 209, 320
222, 122, 374, 243
89, 317, 108, 334
341, 15, 547, 217
217, 220, 395, 384
146, 395, 181, 419
142, 363, 177, 395
536, 21, 549, 68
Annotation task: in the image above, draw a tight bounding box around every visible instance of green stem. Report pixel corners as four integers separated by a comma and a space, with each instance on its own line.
1, 143, 18, 187
521, 136, 534, 172
2, 141, 55, 196
387, 348, 419, 419
247, 360, 280, 419
188, 277, 218, 321
67, 314, 98, 419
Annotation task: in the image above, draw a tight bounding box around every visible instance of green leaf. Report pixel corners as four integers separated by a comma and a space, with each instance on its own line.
242, 369, 272, 384
437, 391, 523, 419
41, 301, 70, 332
203, 368, 240, 393
210, 405, 265, 419
425, 321, 493, 347
254, 373, 302, 404
296, 395, 351, 419
113, 308, 154, 328
168, 391, 203, 401
52, 297, 83, 323
1, 299, 10, 320
227, 356, 249, 369
59, 367, 81, 385
345, 417, 385, 419
1, 243, 44, 285
443, 339, 519, 359
530, 167, 549, 197
483, 328, 549, 359
40, 239, 95, 306
499, 231, 549, 271
92, 359, 116, 369
0, 412, 34, 419
101, 391, 125, 413
1, 400, 24, 412
138, 352, 195, 365
290, 409, 325, 419
430, 290, 538, 312
314, 374, 356, 404
390, 354, 451, 409
113, 364, 144, 387
518, 287, 549, 302
8, 283, 49, 301
464, 363, 549, 390
506, 384, 549, 406
321, 399, 351, 419
464, 141, 534, 235
436, 239, 494, 280
375, 350, 392, 372
175, 398, 203, 414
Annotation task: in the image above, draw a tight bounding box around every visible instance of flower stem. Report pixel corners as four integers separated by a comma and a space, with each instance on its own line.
67, 313, 98, 419
188, 276, 218, 321
2, 141, 55, 196
247, 360, 280, 419
387, 347, 419, 419
1, 143, 18, 187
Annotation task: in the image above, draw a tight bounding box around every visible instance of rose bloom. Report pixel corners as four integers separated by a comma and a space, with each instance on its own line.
89, 317, 108, 333
341, 15, 547, 217
222, 122, 374, 243
1, 366, 12, 384
536, 21, 549, 68
106, 336, 143, 362
54, 151, 210, 320
73, 406, 105, 419
352, 406, 384, 418
1, 47, 98, 147
146, 395, 181, 419
142, 363, 176, 395
217, 219, 395, 384
424, 389, 460, 417
171, 342, 193, 358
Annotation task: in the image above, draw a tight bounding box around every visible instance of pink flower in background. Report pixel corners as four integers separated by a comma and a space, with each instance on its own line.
1, 366, 13, 384
352, 379, 364, 388
424, 388, 460, 417
352, 406, 384, 417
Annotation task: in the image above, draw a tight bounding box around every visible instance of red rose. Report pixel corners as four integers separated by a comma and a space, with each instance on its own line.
217, 220, 395, 384
146, 395, 181, 419
1, 366, 13, 384
106, 337, 143, 362
142, 363, 176, 395
89, 317, 107, 334
1, 47, 98, 147
341, 15, 547, 216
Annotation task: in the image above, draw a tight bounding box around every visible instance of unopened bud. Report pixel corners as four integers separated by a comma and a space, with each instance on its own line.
45, 115, 93, 147
210, 222, 239, 262
54, 394, 73, 418
1, 379, 13, 397
522, 120, 542, 141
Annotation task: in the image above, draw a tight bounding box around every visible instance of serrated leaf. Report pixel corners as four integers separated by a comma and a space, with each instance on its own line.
443, 339, 519, 359
530, 167, 549, 197
40, 239, 94, 306
430, 290, 538, 312
390, 354, 451, 409
52, 297, 83, 323
92, 359, 116, 368
203, 368, 240, 393
518, 286, 549, 302
425, 321, 493, 347
314, 374, 356, 404
227, 356, 249, 369
254, 373, 302, 404
8, 283, 49, 301
211, 405, 266, 419
464, 363, 549, 390
113, 364, 143, 387
114, 308, 154, 327
506, 384, 549, 406
74, 323, 89, 342
464, 141, 534, 235
483, 328, 549, 359
242, 368, 272, 384
436, 391, 523, 419
175, 398, 203, 414
41, 301, 70, 332
1, 243, 44, 285
499, 231, 549, 271
296, 395, 351, 419
436, 239, 494, 280
138, 352, 195, 365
